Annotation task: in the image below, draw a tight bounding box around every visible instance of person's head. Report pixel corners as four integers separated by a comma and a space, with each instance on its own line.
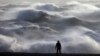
57, 40, 60, 43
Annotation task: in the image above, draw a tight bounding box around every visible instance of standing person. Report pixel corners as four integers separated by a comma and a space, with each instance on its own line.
55, 40, 62, 56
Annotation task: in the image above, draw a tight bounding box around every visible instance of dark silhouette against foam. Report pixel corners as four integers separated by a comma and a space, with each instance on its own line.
55, 40, 62, 56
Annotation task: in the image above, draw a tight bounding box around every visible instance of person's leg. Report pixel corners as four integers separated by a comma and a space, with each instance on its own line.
57, 49, 60, 56
56, 49, 59, 56
59, 49, 61, 56
57, 49, 59, 54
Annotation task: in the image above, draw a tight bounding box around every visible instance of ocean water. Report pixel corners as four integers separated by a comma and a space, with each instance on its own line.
0, 0, 100, 53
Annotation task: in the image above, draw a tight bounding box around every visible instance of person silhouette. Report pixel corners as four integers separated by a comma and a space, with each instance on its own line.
55, 40, 62, 56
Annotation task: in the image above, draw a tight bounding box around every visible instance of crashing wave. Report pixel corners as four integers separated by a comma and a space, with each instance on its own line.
0, 1, 100, 53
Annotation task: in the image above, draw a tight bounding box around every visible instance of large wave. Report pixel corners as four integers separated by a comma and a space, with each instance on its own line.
0, 1, 100, 53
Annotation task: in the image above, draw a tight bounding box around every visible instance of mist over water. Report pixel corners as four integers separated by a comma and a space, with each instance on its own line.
0, 1, 100, 53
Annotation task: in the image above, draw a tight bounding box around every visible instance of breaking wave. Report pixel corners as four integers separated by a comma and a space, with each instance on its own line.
0, 1, 100, 53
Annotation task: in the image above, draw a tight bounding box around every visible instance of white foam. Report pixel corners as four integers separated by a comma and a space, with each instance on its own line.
0, 1, 100, 53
